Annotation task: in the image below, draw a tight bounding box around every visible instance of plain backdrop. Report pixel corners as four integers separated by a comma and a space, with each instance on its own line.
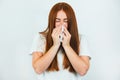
0, 0, 120, 80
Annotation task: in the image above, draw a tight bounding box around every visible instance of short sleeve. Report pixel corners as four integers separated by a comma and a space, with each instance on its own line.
79, 34, 91, 59
30, 33, 46, 55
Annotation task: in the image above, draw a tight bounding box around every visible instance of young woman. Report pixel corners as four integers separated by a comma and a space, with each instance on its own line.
30, 2, 91, 80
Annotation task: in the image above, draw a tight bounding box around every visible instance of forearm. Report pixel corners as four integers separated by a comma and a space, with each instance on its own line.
34, 45, 59, 74
63, 45, 89, 76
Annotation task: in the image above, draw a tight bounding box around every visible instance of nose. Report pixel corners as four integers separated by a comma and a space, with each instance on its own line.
60, 20, 66, 27
60, 21, 64, 26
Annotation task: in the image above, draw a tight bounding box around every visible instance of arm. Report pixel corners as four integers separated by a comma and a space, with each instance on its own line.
32, 27, 61, 74
32, 45, 59, 74
63, 45, 90, 76
62, 27, 90, 76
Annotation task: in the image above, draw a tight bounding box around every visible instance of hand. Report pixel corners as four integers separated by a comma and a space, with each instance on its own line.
62, 27, 71, 47
51, 27, 61, 46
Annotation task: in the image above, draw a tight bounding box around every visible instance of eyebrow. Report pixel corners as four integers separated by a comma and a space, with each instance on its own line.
56, 18, 68, 20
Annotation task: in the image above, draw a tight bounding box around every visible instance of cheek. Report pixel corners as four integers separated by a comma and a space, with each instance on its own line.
64, 23, 68, 29
55, 22, 61, 28
55, 22, 68, 28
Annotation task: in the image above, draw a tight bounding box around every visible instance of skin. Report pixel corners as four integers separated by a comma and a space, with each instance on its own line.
32, 10, 90, 76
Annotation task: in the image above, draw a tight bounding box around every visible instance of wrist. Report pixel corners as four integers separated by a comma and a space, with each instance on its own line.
53, 44, 60, 49
63, 44, 71, 49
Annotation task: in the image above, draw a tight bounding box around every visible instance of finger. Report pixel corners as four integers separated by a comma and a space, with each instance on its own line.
52, 28, 57, 36
53, 27, 60, 34
64, 28, 70, 37
55, 27, 62, 36
53, 27, 61, 38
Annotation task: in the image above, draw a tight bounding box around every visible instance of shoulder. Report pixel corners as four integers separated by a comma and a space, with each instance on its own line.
30, 32, 46, 54
78, 34, 88, 41
32, 32, 46, 45
34, 32, 46, 41
78, 33, 91, 59
79, 34, 89, 48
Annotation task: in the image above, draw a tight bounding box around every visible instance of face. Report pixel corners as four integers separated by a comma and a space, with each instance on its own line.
55, 10, 68, 28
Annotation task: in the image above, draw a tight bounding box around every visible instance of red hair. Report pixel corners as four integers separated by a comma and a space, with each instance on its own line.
40, 2, 80, 73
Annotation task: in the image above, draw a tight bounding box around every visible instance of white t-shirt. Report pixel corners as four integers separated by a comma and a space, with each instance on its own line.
30, 33, 91, 80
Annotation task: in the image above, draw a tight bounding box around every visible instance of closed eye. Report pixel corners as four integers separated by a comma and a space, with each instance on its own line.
55, 18, 68, 23
55, 18, 60, 22
64, 19, 68, 23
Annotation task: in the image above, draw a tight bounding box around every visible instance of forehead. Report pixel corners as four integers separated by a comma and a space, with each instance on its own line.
56, 10, 67, 18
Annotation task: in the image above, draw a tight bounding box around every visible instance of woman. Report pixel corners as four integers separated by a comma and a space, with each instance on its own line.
31, 2, 91, 80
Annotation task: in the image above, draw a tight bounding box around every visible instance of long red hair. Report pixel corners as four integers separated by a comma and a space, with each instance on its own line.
40, 2, 80, 73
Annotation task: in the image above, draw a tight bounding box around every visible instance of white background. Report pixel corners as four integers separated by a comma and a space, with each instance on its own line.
0, 0, 120, 80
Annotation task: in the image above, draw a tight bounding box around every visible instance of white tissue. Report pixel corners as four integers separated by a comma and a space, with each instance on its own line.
59, 25, 64, 42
